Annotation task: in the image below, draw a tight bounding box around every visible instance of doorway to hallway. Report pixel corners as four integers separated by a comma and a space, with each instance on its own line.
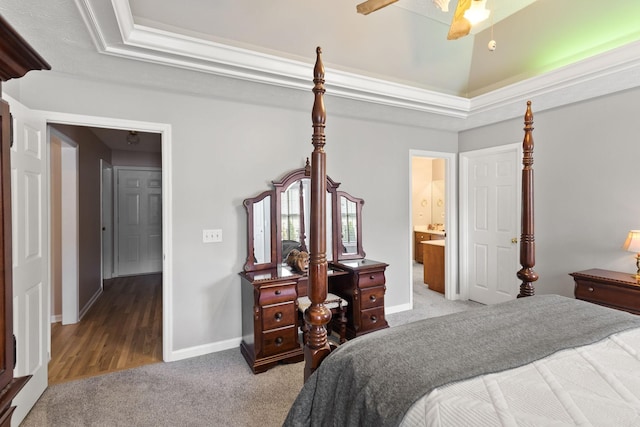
49, 274, 162, 384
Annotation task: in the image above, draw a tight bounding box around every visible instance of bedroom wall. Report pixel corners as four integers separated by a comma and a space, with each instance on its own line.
6, 70, 457, 357
460, 87, 640, 297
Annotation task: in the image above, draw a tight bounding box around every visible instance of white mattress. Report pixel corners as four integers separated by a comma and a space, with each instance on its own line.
401, 327, 640, 427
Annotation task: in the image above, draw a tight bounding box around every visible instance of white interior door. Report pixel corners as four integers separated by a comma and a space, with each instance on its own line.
461, 144, 520, 305
7, 97, 49, 425
116, 167, 162, 276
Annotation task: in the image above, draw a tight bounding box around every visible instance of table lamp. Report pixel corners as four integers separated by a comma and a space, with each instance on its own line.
622, 230, 640, 279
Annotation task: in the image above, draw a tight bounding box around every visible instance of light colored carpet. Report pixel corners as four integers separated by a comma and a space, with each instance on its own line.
22, 263, 481, 427
22, 348, 304, 427
386, 262, 482, 327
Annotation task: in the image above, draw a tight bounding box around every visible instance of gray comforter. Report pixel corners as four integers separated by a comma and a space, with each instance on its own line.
283, 295, 640, 427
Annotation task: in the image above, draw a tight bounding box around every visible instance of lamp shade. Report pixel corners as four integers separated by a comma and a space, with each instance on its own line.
623, 230, 640, 253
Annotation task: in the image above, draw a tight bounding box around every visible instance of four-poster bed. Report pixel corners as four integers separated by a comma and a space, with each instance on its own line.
239, 66, 389, 373
283, 47, 640, 426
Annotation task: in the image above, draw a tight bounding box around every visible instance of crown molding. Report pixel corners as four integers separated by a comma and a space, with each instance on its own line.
76, 0, 640, 130
463, 39, 640, 129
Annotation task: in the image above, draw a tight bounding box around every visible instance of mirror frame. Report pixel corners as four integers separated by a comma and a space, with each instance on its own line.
243, 189, 277, 272
243, 166, 366, 272
273, 167, 340, 267
335, 190, 366, 260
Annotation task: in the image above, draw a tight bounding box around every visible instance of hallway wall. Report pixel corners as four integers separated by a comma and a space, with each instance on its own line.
49, 124, 111, 317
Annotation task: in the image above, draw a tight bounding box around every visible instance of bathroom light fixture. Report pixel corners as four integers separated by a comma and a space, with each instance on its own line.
622, 230, 640, 280
127, 130, 140, 145
464, 0, 490, 25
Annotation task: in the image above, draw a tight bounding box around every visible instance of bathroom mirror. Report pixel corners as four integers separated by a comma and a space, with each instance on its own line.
431, 179, 445, 228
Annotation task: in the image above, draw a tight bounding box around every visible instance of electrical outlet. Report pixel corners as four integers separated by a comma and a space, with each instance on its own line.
203, 229, 223, 243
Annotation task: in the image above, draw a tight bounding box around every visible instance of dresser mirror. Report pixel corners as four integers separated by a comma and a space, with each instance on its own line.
243, 190, 276, 271
279, 177, 334, 262
337, 191, 364, 260
243, 164, 366, 272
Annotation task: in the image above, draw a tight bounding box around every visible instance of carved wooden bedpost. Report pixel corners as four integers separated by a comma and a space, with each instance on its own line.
517, 101, 538, 297
298, 179, 308, 253
304, 47, 332, 380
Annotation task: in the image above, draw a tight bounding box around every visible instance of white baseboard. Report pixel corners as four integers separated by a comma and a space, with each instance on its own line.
168, 337, 242, 362
79, 286, 103, 320
50, 314, 62, 323
385, 302, 412, 315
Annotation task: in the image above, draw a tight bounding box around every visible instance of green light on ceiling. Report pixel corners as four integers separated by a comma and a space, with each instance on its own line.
528, 10, 640, 74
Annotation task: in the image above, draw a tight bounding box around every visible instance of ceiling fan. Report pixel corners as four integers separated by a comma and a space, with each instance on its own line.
356, 0, 481, 40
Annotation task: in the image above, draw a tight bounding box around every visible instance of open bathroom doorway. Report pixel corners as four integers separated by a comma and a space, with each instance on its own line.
409, 151, 457, 304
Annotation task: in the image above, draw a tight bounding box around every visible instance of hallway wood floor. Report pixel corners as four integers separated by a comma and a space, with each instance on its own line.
49, 273, 163, 385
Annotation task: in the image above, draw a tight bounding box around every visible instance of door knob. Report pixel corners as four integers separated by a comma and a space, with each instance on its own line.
511, 237, 518, 244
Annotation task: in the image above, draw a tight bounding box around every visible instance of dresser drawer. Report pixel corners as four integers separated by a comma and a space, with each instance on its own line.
258, 283, 297, 305
359, 306, 385, 332
356, 271, 385, 288
261, 325, 299, 357
262, 301, 296, 330
360, 286, 385, 310
575, 279, 640, 312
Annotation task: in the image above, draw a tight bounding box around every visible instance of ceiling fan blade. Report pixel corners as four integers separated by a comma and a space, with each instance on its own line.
447, 0, 472, 40
356, 0, 399, 15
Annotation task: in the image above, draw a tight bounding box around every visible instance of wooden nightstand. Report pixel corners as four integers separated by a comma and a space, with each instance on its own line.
570, 269, 640, 315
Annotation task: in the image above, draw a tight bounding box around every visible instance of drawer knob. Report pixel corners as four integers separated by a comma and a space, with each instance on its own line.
275, 290, 281, 295
275, 337, 283, 345
370, 315, 378, 323
274, 312, 283, 321
369, 295, 377, 302
369, 275, 375, 280
588, 287, 594, 292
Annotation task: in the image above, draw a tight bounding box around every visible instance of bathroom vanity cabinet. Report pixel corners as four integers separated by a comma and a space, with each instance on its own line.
414, 228, 445, 263
422, 240, 445, 293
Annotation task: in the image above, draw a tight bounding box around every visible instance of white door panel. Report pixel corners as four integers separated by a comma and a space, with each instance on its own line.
462, 145, 520, 305
117, 168, 162, 276
9, 98, 49, 426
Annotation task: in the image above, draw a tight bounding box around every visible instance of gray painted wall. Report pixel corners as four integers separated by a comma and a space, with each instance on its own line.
12, 58, 638, 357
460, 87, 640, 296
7, 70, 457, 355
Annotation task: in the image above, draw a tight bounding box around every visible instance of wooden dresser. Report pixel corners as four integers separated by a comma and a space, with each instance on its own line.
240, 267, 304, 374
329, 259, 389, 339
570, 269, 640, 315
241, 165, 389, 373
240, 260, 389, 373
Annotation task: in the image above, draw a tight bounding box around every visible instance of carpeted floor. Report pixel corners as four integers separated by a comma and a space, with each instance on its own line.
22, 347, 304, 427
22, 263, 481, 427
386, 262, 481, 327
